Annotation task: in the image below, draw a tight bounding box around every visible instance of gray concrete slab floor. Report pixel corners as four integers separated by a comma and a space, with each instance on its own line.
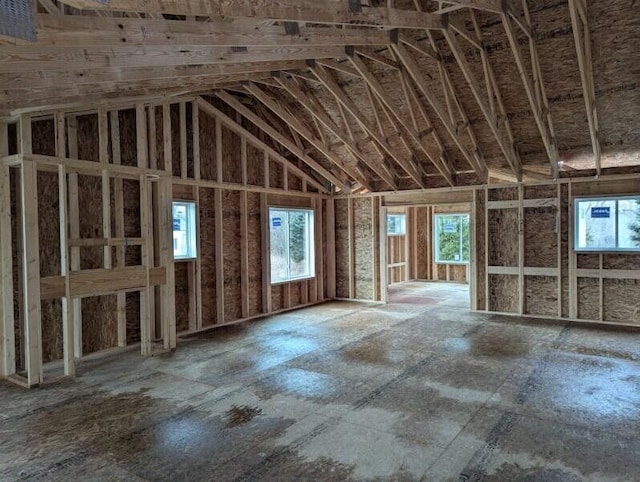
1, 281, 640, 481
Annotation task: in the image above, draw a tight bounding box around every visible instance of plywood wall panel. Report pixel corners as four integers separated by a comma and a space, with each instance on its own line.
354, 198, 374, 300
488, 209, 519, 266
174, 262, 190, 333
199, 187, 217, 326
524, 207, 557, 268
577, 278, 600, 321
247, 192, 263, 316
525, 276, 558, 317
489, 274, 519, 313
603, 280, 640, 324
222, 190, 242, 322
334, 199, 349, 299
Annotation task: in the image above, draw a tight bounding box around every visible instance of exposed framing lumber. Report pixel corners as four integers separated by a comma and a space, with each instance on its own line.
0, 121, 15, 377
57, 0, 447, 30
240, 191, 250, 319
158, 177, 176, 349
309, 62, 424, 188
440, 0, 503, 12
325, 197, 336, 299
501, 3, 560, 178
31, 14, 392, 48
568, 0, 601, 175
260, 193, 273, 313
347, 50, 455, 186
214, 187, 225, 324
274, 76, 395, 190
442, 30, 522, 180
214, 90, 349, 191
197, 97, 330, 194
391, 42, 487, 183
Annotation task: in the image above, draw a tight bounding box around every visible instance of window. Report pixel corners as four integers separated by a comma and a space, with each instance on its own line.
434, 214, 470, 264
574, 196, 640, 252
173, 201, 197, 260
387, 214, 407, 236
269, 208, 315, 283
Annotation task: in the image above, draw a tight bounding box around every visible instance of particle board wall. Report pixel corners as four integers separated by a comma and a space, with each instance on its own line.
334, 198, 350, 299
477, 178, 640, 326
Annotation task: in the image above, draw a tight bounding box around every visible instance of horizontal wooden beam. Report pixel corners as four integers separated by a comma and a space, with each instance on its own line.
57, 0, 447, 30
0, 45, 347, 73
40, 266, 167, 300
440, 0, 504, 12
27, 14, 391, 48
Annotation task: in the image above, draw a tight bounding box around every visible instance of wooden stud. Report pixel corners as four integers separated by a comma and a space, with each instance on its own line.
518, 184, 525, 314
0, 121, 15, 377
568, 183, 577, 318
240, 190, 249, 318
556, 183, 562, 318
110, 110, 127, 347
192, 100, 200, 181
260, 193, 273, 313
163, 103, 172, 172
215, 117, 223, 183
139, 175, 153, 355
158, 177, 176, 349
347, 197, 355, 299
67, 115, 83, 358
214, 188, 225, 323
484, 187, 489, 311
378, 200, 388, 303
194, 186, 203, 329
148, 105, 157, 170
180, 102, 187, 179
325, 197, 336, 299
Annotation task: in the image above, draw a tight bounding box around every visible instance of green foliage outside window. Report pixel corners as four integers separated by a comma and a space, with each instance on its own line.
435, 214, 470, 263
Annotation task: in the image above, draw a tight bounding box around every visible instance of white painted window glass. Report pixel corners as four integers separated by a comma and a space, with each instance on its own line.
269, 208, 315, 283
173, 201, 197, 260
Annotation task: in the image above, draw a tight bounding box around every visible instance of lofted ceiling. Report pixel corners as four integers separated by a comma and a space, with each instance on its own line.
1, 0, 639, 193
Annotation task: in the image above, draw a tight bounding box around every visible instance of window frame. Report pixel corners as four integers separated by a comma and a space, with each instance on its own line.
433, 212, 470, 265
573, 195, 640, 253
172, 200, 198, 261
269, 206, 316, 285
387, 213, 407, 237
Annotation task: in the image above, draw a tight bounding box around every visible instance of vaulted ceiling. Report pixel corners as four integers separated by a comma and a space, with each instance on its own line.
1, 0, 639, 192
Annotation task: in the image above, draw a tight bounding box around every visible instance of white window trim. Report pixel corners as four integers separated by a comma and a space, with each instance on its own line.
269, 207, 316, 284
433, 212, 470, 265
573, 195, 640, 253
173, 200, 198, 261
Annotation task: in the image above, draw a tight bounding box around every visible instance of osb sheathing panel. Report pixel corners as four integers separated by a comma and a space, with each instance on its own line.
199, 110, 217, 182
269, 160, 283, 190
81, 295, 117, 355
354, 198, 374, 300
603, 254, 640, 270
488, 187, 518, 201
174, 262, 190, 333
222, 126, 242, 184
271, 284, 284, 312
488, 209, 518, 266
10, 170, 23, 369
222, 190, 242, 322
334, 199, 350, 299
603, 280, 640, 324
198, 187, 217, 326
476, 190, 486, 310
577, 277, 600, 321
117, 110, 137, 167
577, 254, 599, 269
525, 276, 558, 317
171, 104, 181, 177
450, 265, 467, 283
247, 192, 263, 317
524, 207, 557, 268
246, 144, 263, 187
524, 184, 557, 200
489, 274, 519, 313
559, 185, 569, 318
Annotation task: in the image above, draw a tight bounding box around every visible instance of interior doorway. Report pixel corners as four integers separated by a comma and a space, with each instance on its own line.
383, 204, 472, 307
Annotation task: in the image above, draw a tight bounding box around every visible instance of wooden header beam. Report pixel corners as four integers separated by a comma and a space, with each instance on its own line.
57, 0, 447, 30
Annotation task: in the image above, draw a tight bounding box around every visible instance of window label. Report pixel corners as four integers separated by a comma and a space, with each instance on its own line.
591, 207, 610, 218
272, 217, 282, 227
173, 219, 181, 230
443, 223, 457, 233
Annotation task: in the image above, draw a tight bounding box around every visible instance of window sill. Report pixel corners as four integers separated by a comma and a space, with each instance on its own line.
271, 276, 316, 286
174, 257, 198, 262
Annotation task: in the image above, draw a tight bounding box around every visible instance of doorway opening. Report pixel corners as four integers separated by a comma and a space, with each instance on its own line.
383, 205, 472, 308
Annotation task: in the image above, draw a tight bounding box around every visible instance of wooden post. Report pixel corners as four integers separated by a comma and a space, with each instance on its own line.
325, 197, 336, 299
148, 105, 157, 170
347, 198, 355, 298
67, 116, 83, 357
111, 111, 127, 347
261, 193, 272, 313
484, 187, 490, 311
568, 182, 577, 318
240, 190, 249, 318
180, 102, 187, 179
379, 199, 388, 303
0, 121, 15, 377
214, 188, 225, 323
518, 184, 525, 314
193, 100, 201, 181
556, 183, 562, 317
159, 177, 176, 349
139, 175, 152, 356
470, 189, 478, 310
216, 117, 223, 183
163, 103, 172, 173
20, 114, 42, 387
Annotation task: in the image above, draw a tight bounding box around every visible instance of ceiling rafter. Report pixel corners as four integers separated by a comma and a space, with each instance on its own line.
197, 96, 330, 193
243, 81, 373, 190
274, 75, 398, 190
568, 0, 601, 175
309, 61, 427, 188
391, 41, 488, 182
348, 49, 455, 185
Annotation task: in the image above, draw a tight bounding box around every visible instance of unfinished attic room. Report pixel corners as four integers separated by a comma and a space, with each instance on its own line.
2, 0, 640, 480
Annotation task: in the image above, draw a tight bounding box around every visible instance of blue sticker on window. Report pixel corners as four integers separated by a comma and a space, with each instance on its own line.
443, 223, 457, 233
173, 219, 181, 230
591, 207, 610, 218
272, 217, 282, 227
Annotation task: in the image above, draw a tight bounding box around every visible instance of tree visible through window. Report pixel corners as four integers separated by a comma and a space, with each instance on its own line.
575, 196, 640, 251
269, 208, 315, 283
434, 214, 470, 264
173, 201, 197, 260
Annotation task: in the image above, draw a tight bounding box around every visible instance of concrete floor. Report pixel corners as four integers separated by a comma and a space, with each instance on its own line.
2, 281, 640, 481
